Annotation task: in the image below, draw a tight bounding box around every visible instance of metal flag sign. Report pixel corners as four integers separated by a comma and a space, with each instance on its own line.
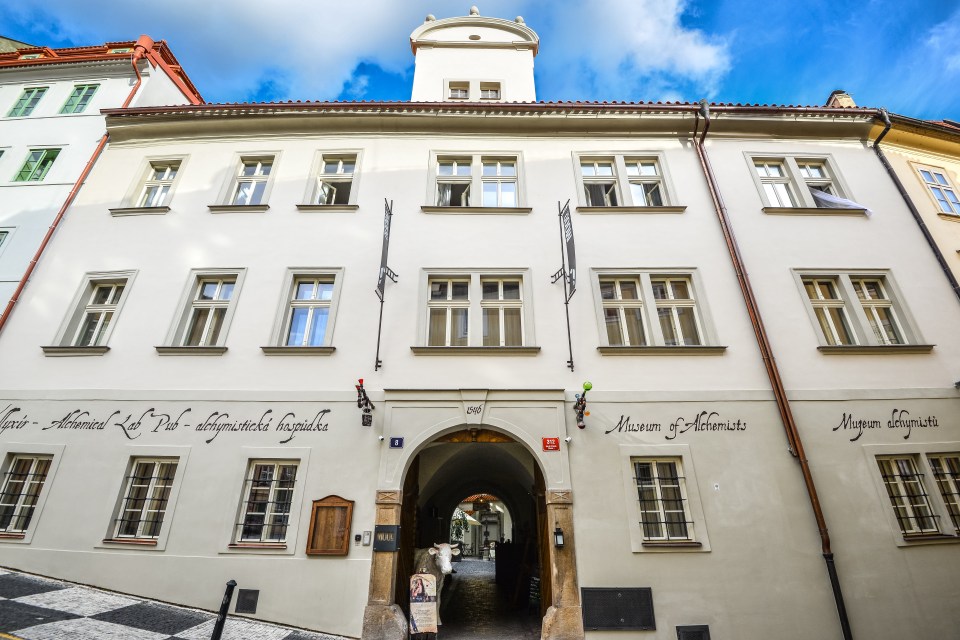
560, 200, 576, 299
376, 199, 397, 300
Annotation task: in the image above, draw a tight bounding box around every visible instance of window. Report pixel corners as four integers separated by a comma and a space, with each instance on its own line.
876, 454, 960, 537
593, 271, 716, 351
138, 161, 179, 208
0, 456, 51, 535
576, 154, 678, 210
59, 84, 99, 114
481, 278, 522, 346
634, 458, 693, 542
14, 148, 60, 182
7, 87, 47, 117
314, 155, 356, 205
418, 270, 536, 352
44, 272, 133, 355
160, 270, 244, 353
928, 454, 960, 534
916, 165, 960, 215
284, 276, 334, 347
112, 459, 178, 540
235, 461, 298, 543
749, 155, 862, 211
429, 153, 526, 211
480, 82, 500, 99
231, 157, 273, 206
448, 82, 469, 99
428, 279, 470, 346
0, 230, 8, 251
797, 272, 924, 350
73, 281, 125, 347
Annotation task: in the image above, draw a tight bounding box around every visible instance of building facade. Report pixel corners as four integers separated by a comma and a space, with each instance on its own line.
1, 11, 958, 640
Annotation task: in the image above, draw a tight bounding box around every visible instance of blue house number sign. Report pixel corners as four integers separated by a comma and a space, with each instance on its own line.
389, 437, 404, 449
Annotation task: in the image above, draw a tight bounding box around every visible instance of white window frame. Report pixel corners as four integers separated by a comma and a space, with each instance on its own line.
112, 156, 187, 216
864, 443, 960, 546
418, 269, 536, 350
480, 277, 524, 347
746, 153, 858, 211
0, 227, 13, 258
0, 455, 52, 535
264, 268, 344, 354
574, 152, 680, 211
914, 163, 960, 216
0, 444, 63, 544
305, 152, 360, 207
793, 270, 925, 349
221, 447, 311, 555
138, 161, 180, 208
592, 269, 720, 350
111, 457, 179, 540
479, 82, 501, 100
426, 152, 527, 212
161, 268, 245, 352
618, 444, 710, 552
447, 81, 469, 100
210, 153, 280, 211
46, 270, 136, 355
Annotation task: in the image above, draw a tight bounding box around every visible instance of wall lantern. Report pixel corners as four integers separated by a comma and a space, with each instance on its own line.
574, 381, 592, 429
356, 378, 375, 426
554, 524, 565, 548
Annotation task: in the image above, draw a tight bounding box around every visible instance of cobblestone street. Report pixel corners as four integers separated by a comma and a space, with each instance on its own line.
0, 568, 347, 640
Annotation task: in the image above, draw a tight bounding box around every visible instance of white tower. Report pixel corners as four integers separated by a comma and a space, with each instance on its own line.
410, 7, 539, 102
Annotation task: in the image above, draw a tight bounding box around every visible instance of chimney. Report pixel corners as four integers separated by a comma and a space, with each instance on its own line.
826, 89, 856, 108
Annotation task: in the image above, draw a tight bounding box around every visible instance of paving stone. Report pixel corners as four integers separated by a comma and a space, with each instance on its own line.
0, 574, 66, 600
16, 586, 140, 616
93, 601, 213, 635
176, 618, 294, 640
0, 599, 80, 632
14, 617, 170, 640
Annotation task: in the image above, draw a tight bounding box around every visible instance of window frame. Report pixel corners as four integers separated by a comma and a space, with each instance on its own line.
415, 269, 538, 354
13, 148, 60, 182
222, 449, 309, 554
0, 444, 64, 544
591, 269, 723, 354
746, 153, 862, 213
59, 83, 99, 114
7, 86, 48, 117
0, 227, 13, 258
263, 268, 344, 355
112, 156, 188, 216
447, 81, 469, 100
479, 82, 501, 100
913, 163, 960, 217
110, 458, 179, 542
159, 268, 245, 354
793, 270, 928, 352
44, 270, 136, 356
423, 152, 530, 214
298, 151, 361, 211
573, 152, 683, 213
864, 443, 960, 546
618, 444, 710, 552
209, 153, 280, 212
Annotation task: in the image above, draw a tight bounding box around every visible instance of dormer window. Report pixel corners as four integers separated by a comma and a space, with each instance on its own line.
18, 54, 42, 60
109, 48, 133, 54
480, 82, 501, 100
448, 82, 469, 100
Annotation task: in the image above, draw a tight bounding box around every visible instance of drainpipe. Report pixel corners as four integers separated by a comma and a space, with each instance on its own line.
691, 99, 853, 640
0, 40, 150, 336
871, 108, 960, 303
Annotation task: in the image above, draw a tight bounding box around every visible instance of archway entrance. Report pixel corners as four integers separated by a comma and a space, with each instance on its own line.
395, 429, 547, 638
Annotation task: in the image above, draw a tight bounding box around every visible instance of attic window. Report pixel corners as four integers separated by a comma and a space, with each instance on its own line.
480, 83, 501, 100
109, 48, 133, 54
19, 54, 42, 60
448, 82, 469, 100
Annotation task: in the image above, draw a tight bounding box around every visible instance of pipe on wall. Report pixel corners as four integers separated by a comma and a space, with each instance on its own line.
691, 99, 853, 640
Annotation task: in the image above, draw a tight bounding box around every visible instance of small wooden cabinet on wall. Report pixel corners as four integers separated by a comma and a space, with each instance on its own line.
306, 495, 354, 556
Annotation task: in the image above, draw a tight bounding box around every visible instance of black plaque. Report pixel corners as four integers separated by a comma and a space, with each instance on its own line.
362, 413, 373, 427
373, 525, 401, 551
677, 625, 711, 640
581, 587, 655, 630
235, 589, 259, 614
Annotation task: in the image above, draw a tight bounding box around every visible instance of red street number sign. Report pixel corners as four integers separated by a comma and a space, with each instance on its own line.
542, 437, 560, 451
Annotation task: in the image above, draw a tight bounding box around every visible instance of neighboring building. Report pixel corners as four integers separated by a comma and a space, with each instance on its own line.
0, 36, 202, 321
1, 11, 958, 640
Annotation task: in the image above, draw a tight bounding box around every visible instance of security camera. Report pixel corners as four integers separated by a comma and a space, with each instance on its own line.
564, 436, 572, 443
378, 435, 385, 441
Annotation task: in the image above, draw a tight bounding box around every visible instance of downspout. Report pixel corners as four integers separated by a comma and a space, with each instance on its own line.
0, 40, 150, 336
872, 108, 960, 303
691, 100, 853, 640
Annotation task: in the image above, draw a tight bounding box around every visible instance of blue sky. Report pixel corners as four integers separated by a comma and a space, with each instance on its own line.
2, 1, 958, 120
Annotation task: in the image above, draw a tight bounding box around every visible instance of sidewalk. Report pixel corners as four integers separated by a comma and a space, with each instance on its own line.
0, 568, 350, 640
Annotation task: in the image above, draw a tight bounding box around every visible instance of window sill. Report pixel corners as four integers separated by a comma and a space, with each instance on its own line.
899, 533, 959, 546
207, 204, 270, 213
41, 346, 110, 357
817, 344, 934, 355
598, 345, 726, 355
762, 206, 867, 216
109, 206, 170, 217
576, 205, 686, 214
411, 346, 540, 356
420, 206, 533, 215
641, 540, 702, 549
296, 204, 359, 212
101, 538, 158, 546
261, 346, 336, 355
228, 542, 287, 550
155, 346, 228, 356
0, 532, 26, 540
937, 213, 960, 223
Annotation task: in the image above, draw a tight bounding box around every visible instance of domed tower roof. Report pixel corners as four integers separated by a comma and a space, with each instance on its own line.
410, 7, 539, 102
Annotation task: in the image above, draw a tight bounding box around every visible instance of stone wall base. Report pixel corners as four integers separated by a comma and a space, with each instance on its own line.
541, 604, 585, 640
361, 604, 407, 640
